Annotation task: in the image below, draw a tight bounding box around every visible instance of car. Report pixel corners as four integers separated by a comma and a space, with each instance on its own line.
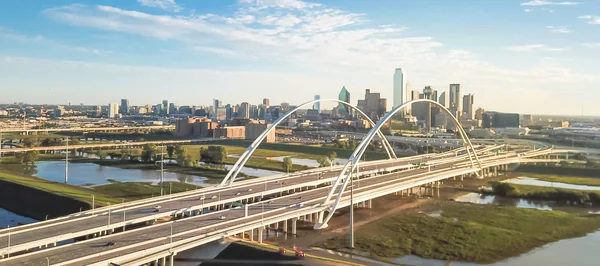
106, 242, 116, 246
153, 205, 162, 212
219, 215, 226, 220
297, 203, 304, 208
268, 200, 273, 204
236, 192, 241, 195
211, 195, 218, 199
199, 195, 206, 200
247, 188, 253, 192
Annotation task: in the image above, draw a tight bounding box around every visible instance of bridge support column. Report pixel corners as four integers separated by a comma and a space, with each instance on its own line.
169, 254, 175, 266
258, 227, 264, 243
367, 199, 372, 209
274, 222, 279, 230
161, 256, 166, 266
250, 229, 255, 241
308, 214, 313, 223
313, 212, 318, 222
283, 220, 288, 233
292, 218, 297, 235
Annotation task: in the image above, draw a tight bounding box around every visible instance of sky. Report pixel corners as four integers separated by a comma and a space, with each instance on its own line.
0, 0, 599, 115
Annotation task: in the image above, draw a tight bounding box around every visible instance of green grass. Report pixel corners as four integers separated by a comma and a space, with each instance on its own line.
516, 173, 600, 186
323, 201, 600, 264
489, 182, 600, 204
92, 181, 200, 201
0, 170, 120, 205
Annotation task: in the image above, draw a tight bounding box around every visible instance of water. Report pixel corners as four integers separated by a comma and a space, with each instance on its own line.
455, 193, 600, 213
393, 232, 600, 266
34, 161, 210, 187
0, 208, 37, 227
393, 193, 600, 265
505, 177, 600, 191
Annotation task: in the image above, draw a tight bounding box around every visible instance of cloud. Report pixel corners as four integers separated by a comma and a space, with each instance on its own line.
578, 15, 600, 24
546, 25, 571, 33
524, 8, 533, 12
137, 0, 181, 12
582, 43, 600, 47
507, 44, 566, 52
521, 0, 580, 6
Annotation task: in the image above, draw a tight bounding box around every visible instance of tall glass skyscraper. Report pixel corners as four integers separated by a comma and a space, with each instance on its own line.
337, 86, 351, 117
393, 68, 404, 108
313, 95, 321, 111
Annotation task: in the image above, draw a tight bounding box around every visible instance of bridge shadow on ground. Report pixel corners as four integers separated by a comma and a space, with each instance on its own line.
176, 242, 307, 266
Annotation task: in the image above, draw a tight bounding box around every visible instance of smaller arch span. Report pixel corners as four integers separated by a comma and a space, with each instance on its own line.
219, 98, 398, 186
315, 99, 482, 229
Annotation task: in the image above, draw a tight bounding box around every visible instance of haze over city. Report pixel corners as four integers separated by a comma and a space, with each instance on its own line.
1, 0, 599, 115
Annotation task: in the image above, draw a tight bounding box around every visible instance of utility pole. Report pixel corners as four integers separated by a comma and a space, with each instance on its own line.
160, 145, 165, 196
65, 137, 69, 184
350, 161, 355, 249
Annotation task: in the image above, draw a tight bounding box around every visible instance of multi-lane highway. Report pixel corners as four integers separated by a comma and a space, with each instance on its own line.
0, 144, 570, 266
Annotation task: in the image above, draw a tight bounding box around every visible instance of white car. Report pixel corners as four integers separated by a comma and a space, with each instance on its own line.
211, 195, 218, 199
199, 196, 206, 200
219, 216, 226, 220
236, 192, 241, 196
247, 188, 253, 192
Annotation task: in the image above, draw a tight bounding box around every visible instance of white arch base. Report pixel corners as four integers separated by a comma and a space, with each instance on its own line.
220, 98, 398, 187
315, 99, 481, 230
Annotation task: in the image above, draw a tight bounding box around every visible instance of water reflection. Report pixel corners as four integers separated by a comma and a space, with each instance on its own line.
268, 156, 346, 167
34, 161, 210, 187
505, 177, 600, 191
455, 193, 600, 213
223, 165, 283, 177
0, 208, 37, 227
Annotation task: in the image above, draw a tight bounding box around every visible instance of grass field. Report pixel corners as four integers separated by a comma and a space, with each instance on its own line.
516, 173, 600, 186
489, 182, 600, 204
92, 181, 200, 201
323, 201, 600, 264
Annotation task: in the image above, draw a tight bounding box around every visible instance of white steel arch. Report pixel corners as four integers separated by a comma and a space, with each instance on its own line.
315, 99, 481, 229
220, 99, 398, 186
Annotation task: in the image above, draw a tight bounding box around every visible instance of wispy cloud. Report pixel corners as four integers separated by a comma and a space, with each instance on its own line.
524, 8, 533, 12
507, 44, 566, 52
137, 0, 181, 12
582, 43, 600, 47
578, 15, 600, 24
546, 25, 571, 33
521, 0, 580, 6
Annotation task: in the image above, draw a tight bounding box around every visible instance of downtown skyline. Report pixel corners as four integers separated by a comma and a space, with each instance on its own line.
1, 0, 600, 115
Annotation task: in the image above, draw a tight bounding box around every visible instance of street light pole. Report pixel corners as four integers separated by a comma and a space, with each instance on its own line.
7, 225, 10, 258
350, 162, 355, 249
160, 145, 165, 196
65, 137, 69, 184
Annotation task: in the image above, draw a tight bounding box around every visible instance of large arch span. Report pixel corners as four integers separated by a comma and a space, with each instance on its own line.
220, 98, 398, 186
315, 99, 482, 229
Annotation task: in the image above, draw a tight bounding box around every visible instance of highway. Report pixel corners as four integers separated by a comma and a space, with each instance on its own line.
0, 126, 175, 134
0, 147, 563, 266
0, 139, 216, 153
0, 146, 486, 257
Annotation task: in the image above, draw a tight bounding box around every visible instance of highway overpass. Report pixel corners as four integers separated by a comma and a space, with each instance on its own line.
0, 126, 175, 135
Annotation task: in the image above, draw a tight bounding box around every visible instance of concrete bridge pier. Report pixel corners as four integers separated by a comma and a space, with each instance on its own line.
258, 227, 264, 243
292, 218, 298, 235
283, 220, 288, 233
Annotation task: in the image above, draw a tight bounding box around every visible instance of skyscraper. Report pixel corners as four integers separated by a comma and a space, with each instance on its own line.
240, 102, 250, 119
337, 86, 351, 118
313, 95, 320, 111
162, 100, 170, 116
449, 84, 461, 113
439, 92, 448, 108
108, 103, 119, 118
263, 98, 270, 107
462, 94, 475, 120
393, 68, 405, 108
120, 99, 129, 115
213, 99, 221, 119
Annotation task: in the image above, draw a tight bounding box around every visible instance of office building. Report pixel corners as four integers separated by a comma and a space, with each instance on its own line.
108, 103, 119, 118
393, 68, 404, 108
212, 99, 222, 118
214, 126, 245, 139
120, 99, 129, 115
439, 91, 448, 108
95, 105, 102, 117
475, 108, 485, 120
245, 121, 276, 143
482, 112, 520, 128
239, 102, 250, 119
449, 84, 461, 118
337, 86, 351, 118
162, 100, 169, 115
216, 107, 227, 121
174, 117, 217, 137
462, 94, 475, 120
313, 95, 321, 111
169, 103, 177, 115
263, 98, 270, 107
249, 105, 259, 119
357, 89, 387, 119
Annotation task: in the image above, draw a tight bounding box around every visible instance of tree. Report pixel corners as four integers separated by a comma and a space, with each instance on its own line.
327, 151, 337, 162
69, 138, 80, 145
317, 157, 331, 167
175, 145, 188, 166
167, 145, 175, 159
282, 157, 293, 173
41, 138, 51, 147
97, 150, 108, 160
141, 144, 157, 162
23, 138, 34, 148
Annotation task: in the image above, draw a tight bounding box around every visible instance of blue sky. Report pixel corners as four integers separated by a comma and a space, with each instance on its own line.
1, 0, 599, 115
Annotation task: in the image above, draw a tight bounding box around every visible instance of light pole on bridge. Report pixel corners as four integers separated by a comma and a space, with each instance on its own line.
65, 137, 69, 184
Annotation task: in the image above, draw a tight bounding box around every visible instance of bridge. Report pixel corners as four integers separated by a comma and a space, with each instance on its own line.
0, 139, 215, 154
0, 99, 576, 266
0, 126, 175, 135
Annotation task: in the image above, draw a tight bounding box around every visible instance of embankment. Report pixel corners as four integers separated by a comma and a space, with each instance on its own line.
0, 179, 90, 220
515, 165, 600, 177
